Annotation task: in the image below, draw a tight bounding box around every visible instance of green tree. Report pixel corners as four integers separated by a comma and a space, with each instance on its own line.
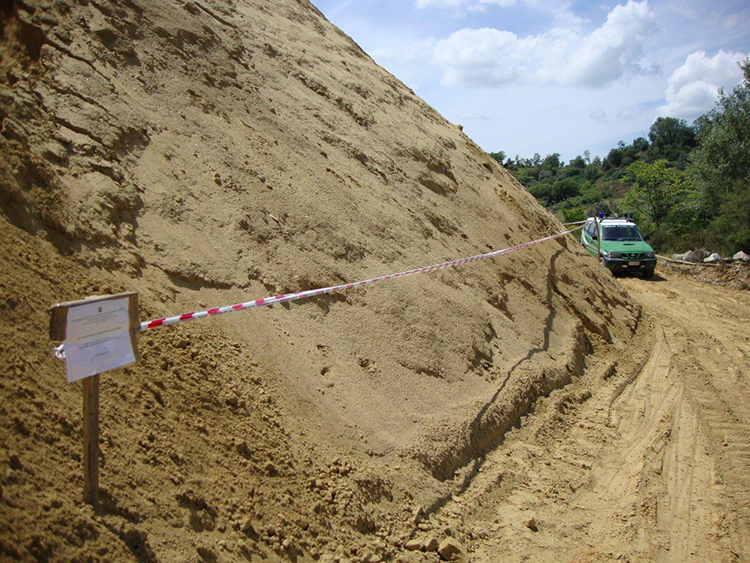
690, 60, 750, 207
569, 155, 586, 169
562, 206, 587, 223
584, 158, 602, 182
689, 59, 750, 251
489, 151, 506, 164
647, 117, 696, 164
541, 153, 561, 172
550, 177, 580, 204
528, 181, 553, 205
624, 160, 690, 227
632, 137, 649, 153
603, 147, 622, 169
706, 189, 750, 252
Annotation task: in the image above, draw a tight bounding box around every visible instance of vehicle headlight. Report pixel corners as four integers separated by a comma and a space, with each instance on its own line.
645, 252, 655, 258
606, 251, 622, 258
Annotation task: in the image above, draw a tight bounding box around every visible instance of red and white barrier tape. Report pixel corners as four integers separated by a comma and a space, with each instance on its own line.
139, 225, 582, 332
53, 225, 581, 359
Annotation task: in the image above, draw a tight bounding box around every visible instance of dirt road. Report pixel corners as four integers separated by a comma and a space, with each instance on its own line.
431, 269, 750, 562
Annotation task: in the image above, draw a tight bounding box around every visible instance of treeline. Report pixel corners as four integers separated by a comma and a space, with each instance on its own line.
492, 59, 750, 254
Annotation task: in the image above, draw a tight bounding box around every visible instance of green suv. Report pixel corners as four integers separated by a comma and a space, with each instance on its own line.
581, 217, 656, 278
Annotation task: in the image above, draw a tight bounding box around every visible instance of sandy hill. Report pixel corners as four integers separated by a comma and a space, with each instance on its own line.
0, 1, 638, 561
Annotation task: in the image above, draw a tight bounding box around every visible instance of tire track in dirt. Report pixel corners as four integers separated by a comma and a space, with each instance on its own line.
431, 270, 749, 562
620, 273, 750, 560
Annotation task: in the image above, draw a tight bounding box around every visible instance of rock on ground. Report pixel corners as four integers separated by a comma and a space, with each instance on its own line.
423, 536, 440, 552
704, 253, 721, 263
438, 538, 469, 562
404, 539, 422, 551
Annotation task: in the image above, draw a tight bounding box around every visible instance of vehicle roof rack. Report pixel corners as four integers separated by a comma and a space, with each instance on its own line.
592, 212, 636, 222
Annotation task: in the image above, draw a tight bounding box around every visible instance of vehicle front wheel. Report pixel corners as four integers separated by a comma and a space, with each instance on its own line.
643, 268, 655, 279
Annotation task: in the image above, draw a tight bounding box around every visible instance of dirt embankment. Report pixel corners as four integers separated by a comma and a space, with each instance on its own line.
0, 1, 646, 561
658, 258, 750, 291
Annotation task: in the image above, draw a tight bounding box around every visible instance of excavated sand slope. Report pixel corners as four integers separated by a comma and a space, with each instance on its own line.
1, 1, 639, 561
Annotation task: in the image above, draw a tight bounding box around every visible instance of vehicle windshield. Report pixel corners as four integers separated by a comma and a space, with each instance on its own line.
602, 225, 643, 241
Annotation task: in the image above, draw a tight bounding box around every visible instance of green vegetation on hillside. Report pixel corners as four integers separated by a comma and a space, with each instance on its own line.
492, 59, 750, 255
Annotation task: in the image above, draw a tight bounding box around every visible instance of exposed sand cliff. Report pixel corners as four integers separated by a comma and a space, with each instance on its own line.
0, 1, 644, 561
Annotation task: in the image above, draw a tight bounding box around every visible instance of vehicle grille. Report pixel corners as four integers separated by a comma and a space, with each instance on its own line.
623, 252, 642, 259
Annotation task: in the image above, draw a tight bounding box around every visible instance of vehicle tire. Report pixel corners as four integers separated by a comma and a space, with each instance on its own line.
600, 257, 614, 275
643, 269, 654, 279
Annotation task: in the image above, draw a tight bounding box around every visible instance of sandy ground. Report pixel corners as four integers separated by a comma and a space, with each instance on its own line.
437, 268, 750, 562
1, 1, 749, 561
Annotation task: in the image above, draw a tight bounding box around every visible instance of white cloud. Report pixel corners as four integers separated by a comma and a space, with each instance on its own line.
432, 27, 528, 86
478, 0, 517, 6
553, 9, 589, 31
616, 108, 635, 120
383, 1, 657, 88
722, 13, 740, 31
589, 107, 638, 124
416, 0, 516, 8
416, 0, 463, 7
658, 50, 746, 120
563, 0, 657, 86
417, 0, 578, 25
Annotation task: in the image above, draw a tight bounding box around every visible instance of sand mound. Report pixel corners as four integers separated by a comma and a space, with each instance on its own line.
0, 1, 638, 560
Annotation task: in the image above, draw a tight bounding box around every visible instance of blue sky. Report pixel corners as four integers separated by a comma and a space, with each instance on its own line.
310, 0, 750, 161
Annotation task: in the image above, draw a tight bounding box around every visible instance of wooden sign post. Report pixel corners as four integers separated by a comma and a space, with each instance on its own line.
596, 216, 601, 263
49, 292, 139, 511
82, 375, 100, 510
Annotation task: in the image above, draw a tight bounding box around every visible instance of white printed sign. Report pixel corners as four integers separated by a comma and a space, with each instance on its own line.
63, 296, 137, 382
